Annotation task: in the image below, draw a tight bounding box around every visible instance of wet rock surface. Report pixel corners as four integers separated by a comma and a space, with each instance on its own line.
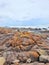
0, 27, 49, 65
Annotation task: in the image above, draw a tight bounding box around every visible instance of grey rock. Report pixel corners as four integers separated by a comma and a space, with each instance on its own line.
39, 55, 49, 63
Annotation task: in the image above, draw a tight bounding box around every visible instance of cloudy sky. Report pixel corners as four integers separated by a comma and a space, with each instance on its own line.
0, 0, 49, 27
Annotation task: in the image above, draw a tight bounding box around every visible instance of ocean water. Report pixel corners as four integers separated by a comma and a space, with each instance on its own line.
0, 18, 49, 28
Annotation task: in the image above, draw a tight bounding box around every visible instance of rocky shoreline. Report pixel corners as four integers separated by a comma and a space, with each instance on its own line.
0, 27, 49, 65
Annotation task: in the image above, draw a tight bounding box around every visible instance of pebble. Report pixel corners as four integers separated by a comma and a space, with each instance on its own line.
26, 58, 31, 63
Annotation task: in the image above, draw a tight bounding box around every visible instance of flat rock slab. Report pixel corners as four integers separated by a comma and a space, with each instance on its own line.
19, 63, 48, 65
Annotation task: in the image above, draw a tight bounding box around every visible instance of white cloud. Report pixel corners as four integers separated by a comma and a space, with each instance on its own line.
0, 0, 49, 21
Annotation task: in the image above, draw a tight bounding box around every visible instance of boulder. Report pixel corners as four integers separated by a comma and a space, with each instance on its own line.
30, 51, 39, 58
0, 57, 5, 65
39, 55, 49, 63
29, 51, 39, 62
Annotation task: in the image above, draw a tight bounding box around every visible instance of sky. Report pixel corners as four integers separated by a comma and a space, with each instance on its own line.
0, 0, 49, 27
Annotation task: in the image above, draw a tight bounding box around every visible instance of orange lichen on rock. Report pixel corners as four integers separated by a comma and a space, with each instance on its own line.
29, 51, 39, 58
7, 31, 43, 48
8, 37, 22, 47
